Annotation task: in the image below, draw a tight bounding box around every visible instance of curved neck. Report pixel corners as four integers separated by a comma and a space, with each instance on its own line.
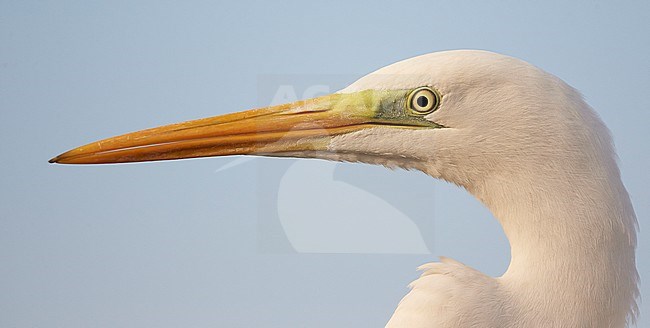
472, 170, 638, 327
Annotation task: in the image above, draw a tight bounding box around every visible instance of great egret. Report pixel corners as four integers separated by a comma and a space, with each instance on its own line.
50, 50, 638, 327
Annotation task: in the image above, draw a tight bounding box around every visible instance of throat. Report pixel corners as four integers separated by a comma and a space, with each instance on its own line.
472, 173, 638, 327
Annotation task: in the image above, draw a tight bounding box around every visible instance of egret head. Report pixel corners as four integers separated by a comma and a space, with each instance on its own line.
48, 50, 639, 327
50, 50, 612, 192
332, 50, 613, 192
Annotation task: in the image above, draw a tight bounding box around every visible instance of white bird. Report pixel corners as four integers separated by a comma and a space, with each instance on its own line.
50, 50, 638, 327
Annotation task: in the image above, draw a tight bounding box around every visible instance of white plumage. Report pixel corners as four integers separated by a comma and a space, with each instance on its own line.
339, 51, 639, 327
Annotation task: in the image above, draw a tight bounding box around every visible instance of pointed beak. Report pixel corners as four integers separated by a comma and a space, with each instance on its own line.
49, 90, 441, 165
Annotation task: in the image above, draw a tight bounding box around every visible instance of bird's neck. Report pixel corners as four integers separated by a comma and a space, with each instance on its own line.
471, 170, 638, 327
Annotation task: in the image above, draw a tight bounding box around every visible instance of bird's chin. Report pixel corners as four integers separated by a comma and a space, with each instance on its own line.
260, 150, 429, 172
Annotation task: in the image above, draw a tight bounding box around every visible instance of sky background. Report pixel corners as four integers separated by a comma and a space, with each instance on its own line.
1, 1, 649, 327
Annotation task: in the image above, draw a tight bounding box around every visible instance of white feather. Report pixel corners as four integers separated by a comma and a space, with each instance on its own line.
320, 50, 638, 327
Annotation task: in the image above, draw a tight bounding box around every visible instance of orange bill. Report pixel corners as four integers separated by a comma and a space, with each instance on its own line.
49, 89, 441, 165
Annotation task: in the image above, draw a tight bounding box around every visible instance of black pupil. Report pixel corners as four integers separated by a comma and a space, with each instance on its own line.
416, 95, 429, 108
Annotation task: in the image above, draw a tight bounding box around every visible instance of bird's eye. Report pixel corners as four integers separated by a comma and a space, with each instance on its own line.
407, 87, 440, 115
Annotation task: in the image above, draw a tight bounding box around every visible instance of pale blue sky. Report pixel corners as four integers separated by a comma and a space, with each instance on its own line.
1, 1, 649, 327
